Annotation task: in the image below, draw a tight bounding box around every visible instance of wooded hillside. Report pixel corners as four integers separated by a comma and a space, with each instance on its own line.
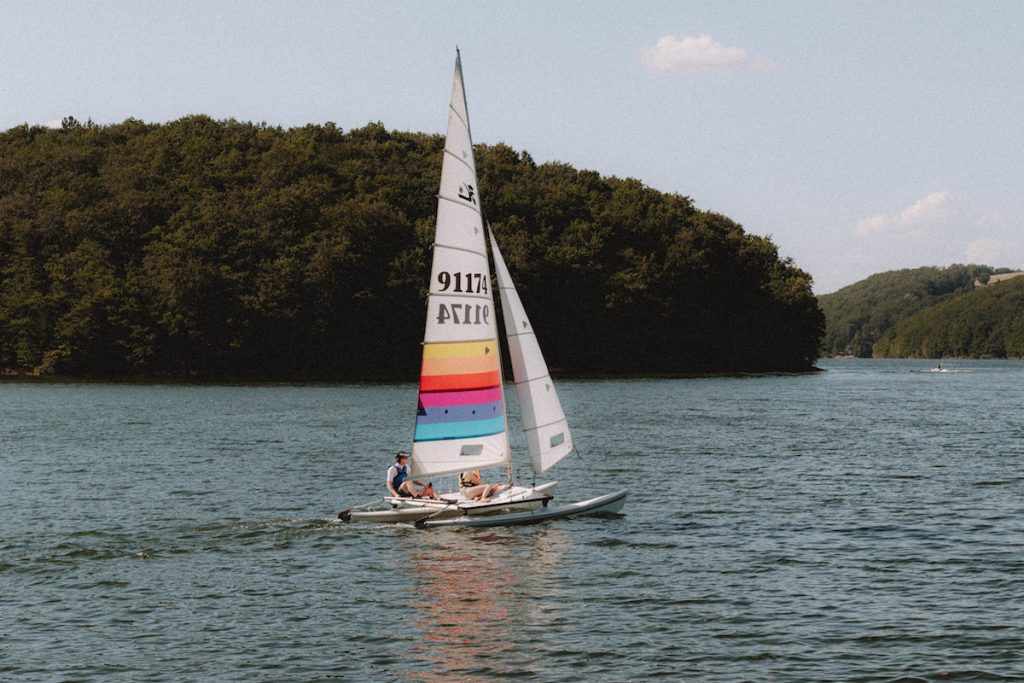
872, 276, 1024, 358
819, 265, 1023, 358
0, 117, 823, 378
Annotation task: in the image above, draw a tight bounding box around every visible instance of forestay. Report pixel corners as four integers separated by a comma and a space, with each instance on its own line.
411, 52, 510, 478
489, 231, 575, 474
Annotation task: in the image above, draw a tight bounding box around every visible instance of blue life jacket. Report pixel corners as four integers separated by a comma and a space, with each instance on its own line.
391, 464, 409, 491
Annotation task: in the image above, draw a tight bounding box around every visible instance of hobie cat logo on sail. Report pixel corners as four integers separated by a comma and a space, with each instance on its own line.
458, 183, 476, 204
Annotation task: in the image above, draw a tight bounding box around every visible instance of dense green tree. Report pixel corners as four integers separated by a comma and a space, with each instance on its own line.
0, 117, 823, 378
818, 265, 1001, 357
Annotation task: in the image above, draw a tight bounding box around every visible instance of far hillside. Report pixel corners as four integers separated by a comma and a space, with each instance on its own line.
873, 275, 1024, 358
818, 265, 1009, 357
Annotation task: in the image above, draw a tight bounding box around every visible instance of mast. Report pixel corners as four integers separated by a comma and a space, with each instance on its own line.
486, 224, 516, 486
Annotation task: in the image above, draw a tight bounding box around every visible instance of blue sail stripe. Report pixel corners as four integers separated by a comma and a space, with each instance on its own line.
415, 401, 502, 426
414, 416, 505, 442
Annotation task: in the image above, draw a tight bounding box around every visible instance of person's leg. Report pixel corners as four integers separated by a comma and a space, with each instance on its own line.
401, 481, 423, 497
462, 484, 486, 500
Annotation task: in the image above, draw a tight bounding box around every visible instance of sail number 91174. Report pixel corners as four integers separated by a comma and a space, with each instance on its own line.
437, 271, 488, 294
436, 303, 490, 326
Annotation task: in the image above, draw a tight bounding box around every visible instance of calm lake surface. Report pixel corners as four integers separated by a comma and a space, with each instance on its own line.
2, 359, 1023, 681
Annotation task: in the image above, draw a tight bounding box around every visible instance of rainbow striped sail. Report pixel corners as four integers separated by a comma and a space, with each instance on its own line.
415, 341, 503, 441
410, 52, 510, 478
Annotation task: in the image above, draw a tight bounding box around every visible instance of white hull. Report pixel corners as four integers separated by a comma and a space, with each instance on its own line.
340, 482, 557, 524
415, 489, 627, 529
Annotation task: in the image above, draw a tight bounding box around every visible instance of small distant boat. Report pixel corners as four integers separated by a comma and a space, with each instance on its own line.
930, 363, 950, 373
338, 51, 626, 527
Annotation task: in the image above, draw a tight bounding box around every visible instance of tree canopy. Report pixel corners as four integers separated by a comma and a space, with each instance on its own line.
0, 117, 823, 378
871, 276, 1024, 358
818, 265, 1000, 357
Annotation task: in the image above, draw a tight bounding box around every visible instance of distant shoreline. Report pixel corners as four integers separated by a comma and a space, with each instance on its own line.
0, 367, 825, 385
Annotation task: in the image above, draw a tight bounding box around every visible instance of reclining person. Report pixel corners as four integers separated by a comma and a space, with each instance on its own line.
459, 470, 503, 502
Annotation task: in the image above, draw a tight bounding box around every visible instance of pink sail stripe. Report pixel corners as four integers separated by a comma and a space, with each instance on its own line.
418, 386, 502, 408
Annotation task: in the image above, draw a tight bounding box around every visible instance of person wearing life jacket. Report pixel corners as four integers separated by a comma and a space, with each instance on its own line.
459, 469, 503, 501
386, 451, 437, 499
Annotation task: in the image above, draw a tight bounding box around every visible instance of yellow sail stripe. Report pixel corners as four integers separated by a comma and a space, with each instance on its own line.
422, 340, 497, 360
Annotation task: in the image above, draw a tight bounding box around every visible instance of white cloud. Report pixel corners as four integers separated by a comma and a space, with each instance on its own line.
640, 34, 774, 75
966, 238, 1024, 268
854, 191, 963, 236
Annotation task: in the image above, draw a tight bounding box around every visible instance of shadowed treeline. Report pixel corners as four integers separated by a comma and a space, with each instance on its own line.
0, 117, 823, 378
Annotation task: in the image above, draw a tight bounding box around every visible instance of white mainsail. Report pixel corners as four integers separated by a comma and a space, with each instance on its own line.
410, 52, 510, 478
489, 230, 575, 474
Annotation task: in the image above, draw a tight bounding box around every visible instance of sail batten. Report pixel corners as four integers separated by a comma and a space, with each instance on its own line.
432, 243, 487, 258
443, 149, 474, 170
410, 53, 509, 479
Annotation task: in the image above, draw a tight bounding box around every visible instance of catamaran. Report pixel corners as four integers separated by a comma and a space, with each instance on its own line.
338, 51, 626, 528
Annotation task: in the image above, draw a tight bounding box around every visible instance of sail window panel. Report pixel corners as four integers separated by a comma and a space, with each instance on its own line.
411, 434, 507, 478
434, 201, 485, 253
429, 246, 491, 298
525, 420, 575, 474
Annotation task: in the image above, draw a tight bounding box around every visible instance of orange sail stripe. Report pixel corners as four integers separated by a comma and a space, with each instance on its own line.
419, 369, 501, 392
421, 353, 499, 378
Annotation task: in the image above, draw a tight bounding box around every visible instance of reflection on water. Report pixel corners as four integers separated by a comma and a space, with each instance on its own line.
404, 527, 573, 681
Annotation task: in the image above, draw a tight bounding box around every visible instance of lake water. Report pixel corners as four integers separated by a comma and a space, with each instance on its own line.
2, 359, 1023, 681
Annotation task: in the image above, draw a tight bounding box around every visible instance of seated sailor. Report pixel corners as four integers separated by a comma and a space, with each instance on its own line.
459, 469, 503, 502
386, 452, 437, 499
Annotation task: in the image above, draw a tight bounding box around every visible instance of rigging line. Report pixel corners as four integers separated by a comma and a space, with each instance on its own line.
432, 242, 487, 258
524, 418, 569, 432
443, 148, 474, 172
437, 193, 482, 216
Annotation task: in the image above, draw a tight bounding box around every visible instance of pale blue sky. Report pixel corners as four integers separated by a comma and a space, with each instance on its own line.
2, 0, 1022, 292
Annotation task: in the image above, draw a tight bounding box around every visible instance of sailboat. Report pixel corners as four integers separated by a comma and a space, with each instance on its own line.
338, 51, 626, 528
